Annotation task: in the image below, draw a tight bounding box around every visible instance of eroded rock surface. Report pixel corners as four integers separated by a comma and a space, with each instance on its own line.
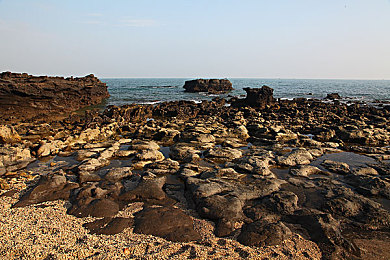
0, 72, 109, 122
3, 85, 390, 259
183, 79, 233, 94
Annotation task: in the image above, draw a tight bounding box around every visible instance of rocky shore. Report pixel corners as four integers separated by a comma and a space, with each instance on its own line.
1, 83, 390, 259
0, 72, 109, 122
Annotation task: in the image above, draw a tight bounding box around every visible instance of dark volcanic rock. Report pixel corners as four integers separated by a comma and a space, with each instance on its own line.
237, 220, 292, 247
286, 211, 360, 260
133, 206, 201, 242
326, 93, 341, 100
183, 79, 233, 94
68, 198, 120, 218
0, 72, 109, 121
13, 173, 79, 208
232, 86, 275, 109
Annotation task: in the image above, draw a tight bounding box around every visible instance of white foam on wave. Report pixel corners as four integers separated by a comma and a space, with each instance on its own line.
139, 101, 162, 105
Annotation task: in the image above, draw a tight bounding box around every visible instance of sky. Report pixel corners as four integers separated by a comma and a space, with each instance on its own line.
0, 0, 390, 79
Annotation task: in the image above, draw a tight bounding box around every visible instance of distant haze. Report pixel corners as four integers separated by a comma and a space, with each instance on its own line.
1, 0, 390, 79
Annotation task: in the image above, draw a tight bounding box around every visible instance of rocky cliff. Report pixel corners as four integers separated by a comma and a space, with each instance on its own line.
0, 72, 109, 121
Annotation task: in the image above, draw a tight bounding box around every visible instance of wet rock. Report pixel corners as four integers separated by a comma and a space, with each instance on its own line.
321, 159, 350, 174
183, 79, 233, 94
84, 217, 133, 235
14, 172, 79, 207
237, 220, 292, 247
277, 148, 313, 167
133, 206, 201, 242
0, 125, 21, 144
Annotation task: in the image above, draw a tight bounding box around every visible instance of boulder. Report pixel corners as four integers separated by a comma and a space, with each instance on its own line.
183, 79, 233, 94
0, 125, 21, 144
68, 198, 120, 218
237, 220, 292, 247
13, 172, 79, 207
133, 206, 201, 242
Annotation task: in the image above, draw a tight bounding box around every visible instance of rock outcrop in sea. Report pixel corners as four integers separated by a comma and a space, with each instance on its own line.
0, 72, 109, 122
232, 85, 276, 108
183, 79, 233, 94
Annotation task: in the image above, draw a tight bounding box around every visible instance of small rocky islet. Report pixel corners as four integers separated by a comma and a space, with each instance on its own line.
1, 73, 390, 259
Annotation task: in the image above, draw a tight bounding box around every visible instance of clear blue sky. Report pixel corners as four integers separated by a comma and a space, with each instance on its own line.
0, 0, 389, 79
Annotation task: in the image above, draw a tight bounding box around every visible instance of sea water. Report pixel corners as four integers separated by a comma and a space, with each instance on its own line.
102, 78, 390, 106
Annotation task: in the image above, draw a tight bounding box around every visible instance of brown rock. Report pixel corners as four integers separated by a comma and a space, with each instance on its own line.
0, 125, 21, 144
133, 206, 201, 242
183, 79, 233, 94
0, 72, 109, 121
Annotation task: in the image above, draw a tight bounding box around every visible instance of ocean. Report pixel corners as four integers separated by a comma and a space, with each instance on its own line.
101, 78, 390, 106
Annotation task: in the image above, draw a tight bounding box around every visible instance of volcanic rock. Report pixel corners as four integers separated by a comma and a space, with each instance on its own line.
326, 93, 341, 100
0, 72, 109, 121
13, 172, 79, 207
183, 79, 233, 94
232, 85, 276, 109
133, 206, 201, 242
237, 220, 292, 247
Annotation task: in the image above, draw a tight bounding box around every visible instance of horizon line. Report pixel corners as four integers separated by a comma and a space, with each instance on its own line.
99, 76, 390, 81
1, 71, 389, 81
